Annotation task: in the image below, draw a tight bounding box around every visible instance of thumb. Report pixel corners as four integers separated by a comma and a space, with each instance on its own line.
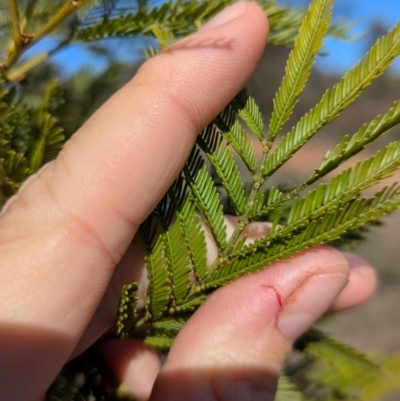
150, 246, 349, 401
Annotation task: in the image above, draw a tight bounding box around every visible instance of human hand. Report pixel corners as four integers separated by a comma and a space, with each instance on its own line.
0, 3, 376, 400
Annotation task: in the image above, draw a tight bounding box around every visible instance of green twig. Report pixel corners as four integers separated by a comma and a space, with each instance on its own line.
6, 53, 49, 82
3, 0, 88, 71
8, 0, 23, 52
33, 1, 85, 43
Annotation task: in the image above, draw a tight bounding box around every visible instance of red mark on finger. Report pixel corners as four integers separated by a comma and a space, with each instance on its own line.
261, 284, 283, 307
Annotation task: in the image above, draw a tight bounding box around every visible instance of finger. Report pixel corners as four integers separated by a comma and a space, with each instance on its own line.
74, 219, 376, 362
73, 215, 273, 356
99, 339, 161, 401
147, 246, 349, 401
74, 228, 376, 358
330, 252, 377, 312
70, 238, 146, 359
0, 2, 269, 399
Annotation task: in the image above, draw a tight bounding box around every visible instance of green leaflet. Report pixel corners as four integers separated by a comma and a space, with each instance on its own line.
143, 336, 174, 350
116, 282, 139, 338
284, 142, 400, 227
1, 150, 30, 186
275, 375, 305, 401
315, 100, 400, 175
306, 337, 378, 378
205, 144, 247, 215
186, 165, 227, 250
268, 0, 333, 140
151, 318, 186, 337
221, 120, 258, 175
163, 218, 191, 307
177, 198, 208, 285
296, 328, 378, 375
357, 353, 400, 401
233, 91, 264, 140
144, 234, 171, 321
303, 333, 400, 400
28, 80, 65, 171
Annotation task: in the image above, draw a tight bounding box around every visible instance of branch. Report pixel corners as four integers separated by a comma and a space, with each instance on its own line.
8, 0, 23, 52
2, 0, 89, 71
33, 1, 85, 42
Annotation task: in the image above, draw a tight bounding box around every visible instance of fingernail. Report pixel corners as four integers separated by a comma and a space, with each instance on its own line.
277, 274, 348, 342
342, 252, 369, 269
200, 2, 248, 31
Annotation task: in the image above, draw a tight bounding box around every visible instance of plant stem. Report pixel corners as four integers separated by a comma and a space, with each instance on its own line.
33, 1, 85, 43
6, 53, 49, 82
2, 0, 88, 71
8, 0, 23, 53
221, 144, 272, 256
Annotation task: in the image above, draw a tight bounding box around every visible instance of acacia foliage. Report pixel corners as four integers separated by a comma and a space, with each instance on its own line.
1, 1, 400, 400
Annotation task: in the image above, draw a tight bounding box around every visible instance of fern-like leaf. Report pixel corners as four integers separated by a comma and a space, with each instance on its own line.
115, 4, 400, 373
275, 375, 305, 401
233, 91, 264, 140
206, 144, 247, 214
262, 21, 400, 178
116, 282, 139, 338
163, 219, 191, 308
205, 185, 400, 287
222, 120, 258, 175
144, 235, 171, 320
268, 0, 333, 139
315, 100, 400, 175
177, 197, 208, 285
185, 165, 227, 250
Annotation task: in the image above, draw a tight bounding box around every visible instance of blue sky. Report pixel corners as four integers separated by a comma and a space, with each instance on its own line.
281, 0, 400, 74
30, 0, 400, 77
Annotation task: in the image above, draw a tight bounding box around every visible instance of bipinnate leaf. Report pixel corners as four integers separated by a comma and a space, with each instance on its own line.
262, 20, 400, 178
116, 2, 400, 367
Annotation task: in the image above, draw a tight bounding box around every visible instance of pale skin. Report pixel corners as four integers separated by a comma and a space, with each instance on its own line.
0, 3, 377, 400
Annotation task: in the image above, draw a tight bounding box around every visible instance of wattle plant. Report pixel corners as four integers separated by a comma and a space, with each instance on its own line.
113, 0, 400, 398
118, 0, 398, 352
1, 0, 400, 399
